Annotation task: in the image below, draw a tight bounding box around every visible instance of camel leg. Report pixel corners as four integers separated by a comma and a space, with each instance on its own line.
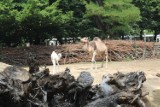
101, 50, 108, 68
91, 51, 97, 69
101, 54, 105, 68
56, 60, 60, 72
52, 60, 56, 74
105, 50, 108, 68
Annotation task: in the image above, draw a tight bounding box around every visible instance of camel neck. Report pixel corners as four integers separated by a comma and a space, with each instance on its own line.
86, 41, 89, 46
86, 41, 89, 45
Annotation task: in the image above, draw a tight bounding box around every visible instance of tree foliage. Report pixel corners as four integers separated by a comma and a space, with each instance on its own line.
133, 0, 160, 40
0, 0, 157, 46
85, 0, 140, 38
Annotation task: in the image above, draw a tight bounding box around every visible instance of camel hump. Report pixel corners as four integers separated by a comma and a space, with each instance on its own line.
93, 37, 107, 51
93, 37, 102, 42
89, 41, 97, 51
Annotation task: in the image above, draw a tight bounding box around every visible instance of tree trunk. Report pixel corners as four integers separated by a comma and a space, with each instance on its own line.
154, 30, 158, 41
34, 34, 41, 45
121, 35, 124, 40
140, 30, 143, 40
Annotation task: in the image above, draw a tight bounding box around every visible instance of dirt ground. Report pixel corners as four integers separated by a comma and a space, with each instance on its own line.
1, 59, 160, 106
1, 59, 160, 84
42, 59, 159, 85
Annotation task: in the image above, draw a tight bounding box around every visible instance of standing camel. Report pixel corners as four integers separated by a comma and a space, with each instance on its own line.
80, 37, 108, 69
51, 51, 62, 74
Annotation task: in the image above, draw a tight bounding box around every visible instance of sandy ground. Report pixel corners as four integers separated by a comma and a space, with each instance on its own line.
47, 59, 160, 86
1, 59, 160, 106
1, 58, 160, 85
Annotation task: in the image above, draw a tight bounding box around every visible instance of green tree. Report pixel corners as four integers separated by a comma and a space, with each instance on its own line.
0, 0, 141, 46
133, 0, 160, 40
0, 0, 20, 46
57, 0, 88, 42
85, 0, 141, 39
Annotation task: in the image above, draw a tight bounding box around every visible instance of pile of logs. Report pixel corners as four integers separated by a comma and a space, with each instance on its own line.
0, 40, 154, 66
0, 53, 149, 107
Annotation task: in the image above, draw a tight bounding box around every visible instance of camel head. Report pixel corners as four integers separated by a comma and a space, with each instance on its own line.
58, 53, 62, 59
80, 37, 89, 43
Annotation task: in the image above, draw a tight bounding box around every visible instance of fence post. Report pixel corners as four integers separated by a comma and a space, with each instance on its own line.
142, 35, 146, 59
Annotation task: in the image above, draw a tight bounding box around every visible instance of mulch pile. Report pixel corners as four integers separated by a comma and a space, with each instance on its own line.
0, 40, 155, 66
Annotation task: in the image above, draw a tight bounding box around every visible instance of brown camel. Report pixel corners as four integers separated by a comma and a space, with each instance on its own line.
80, 37, 108, 69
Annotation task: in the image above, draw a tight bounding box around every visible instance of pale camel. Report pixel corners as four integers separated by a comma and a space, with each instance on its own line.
51, 51, 62, 74
80, 37, 108, 69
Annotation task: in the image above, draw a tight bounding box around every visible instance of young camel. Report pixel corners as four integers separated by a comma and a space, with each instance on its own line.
51, 51, 62, 74
80, 37, 108, 69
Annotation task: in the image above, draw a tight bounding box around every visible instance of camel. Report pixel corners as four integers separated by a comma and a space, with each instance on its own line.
51, 51, 62, 74
80, 37, 108, 69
